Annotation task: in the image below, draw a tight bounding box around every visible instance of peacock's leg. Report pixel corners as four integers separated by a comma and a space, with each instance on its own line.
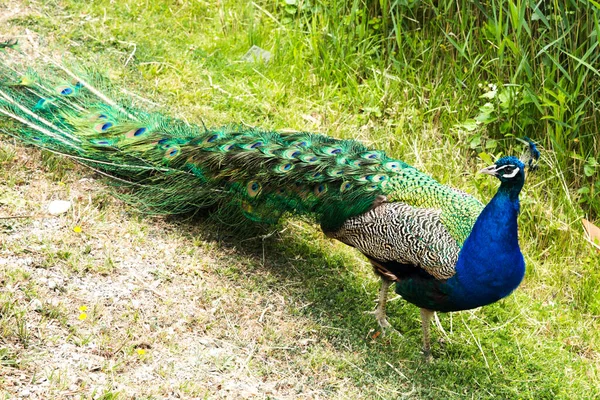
420, 308, 434, 361
367, 277, 392, 329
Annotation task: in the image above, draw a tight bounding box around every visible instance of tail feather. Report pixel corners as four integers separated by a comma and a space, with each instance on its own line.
1, 49, 417, 228
1, 46, 486, 239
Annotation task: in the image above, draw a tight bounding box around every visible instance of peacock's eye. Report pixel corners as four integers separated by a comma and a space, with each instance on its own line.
501, 164, 520, 178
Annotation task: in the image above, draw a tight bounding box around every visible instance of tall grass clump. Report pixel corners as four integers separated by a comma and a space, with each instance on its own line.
272, 0, 600, 218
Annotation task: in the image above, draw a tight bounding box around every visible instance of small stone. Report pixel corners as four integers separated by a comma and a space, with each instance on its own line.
48, 280, 57, 290
19, 388, 31, 397
47, 200, 71, 215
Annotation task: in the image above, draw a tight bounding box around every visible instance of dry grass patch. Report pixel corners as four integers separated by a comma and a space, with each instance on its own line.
0, 141, 380, 399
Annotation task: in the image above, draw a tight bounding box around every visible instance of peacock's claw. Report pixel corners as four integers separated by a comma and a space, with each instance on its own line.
422, 349, 433, 363
364, 308, 400, 335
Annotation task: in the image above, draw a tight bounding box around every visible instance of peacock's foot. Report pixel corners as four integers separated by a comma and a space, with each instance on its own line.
421, 348, 433, 362
364, 308, 397, 334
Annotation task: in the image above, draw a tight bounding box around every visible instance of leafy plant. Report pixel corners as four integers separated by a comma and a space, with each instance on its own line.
272, 0, 600, 217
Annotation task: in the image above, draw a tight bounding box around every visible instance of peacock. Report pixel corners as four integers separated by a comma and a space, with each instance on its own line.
0, 41, 538, 359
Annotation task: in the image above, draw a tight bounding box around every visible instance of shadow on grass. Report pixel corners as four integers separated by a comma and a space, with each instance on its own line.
156, 211, 556, 399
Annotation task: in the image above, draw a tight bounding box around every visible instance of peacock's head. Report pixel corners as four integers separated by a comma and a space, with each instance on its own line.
479, 156, 526, 184
479, 138, 539, 185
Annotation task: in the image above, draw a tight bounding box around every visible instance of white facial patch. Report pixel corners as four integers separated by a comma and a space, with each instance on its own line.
503, 166, 520, 178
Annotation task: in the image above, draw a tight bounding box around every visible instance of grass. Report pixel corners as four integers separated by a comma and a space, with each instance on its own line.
0, 0, 599, 398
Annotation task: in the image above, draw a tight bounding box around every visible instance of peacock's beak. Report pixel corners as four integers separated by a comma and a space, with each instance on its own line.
479, 164, 499, 176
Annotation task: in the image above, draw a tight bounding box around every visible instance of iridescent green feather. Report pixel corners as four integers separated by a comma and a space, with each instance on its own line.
0, 52, 483, 243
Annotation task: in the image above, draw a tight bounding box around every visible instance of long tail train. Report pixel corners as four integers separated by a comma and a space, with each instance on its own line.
0, 45, 482, 239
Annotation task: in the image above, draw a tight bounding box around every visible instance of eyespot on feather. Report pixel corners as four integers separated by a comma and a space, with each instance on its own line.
324, 147, 342, 155
134, 127, 147, 136
355, 174, 372, 182
314, 184, 327, 196
368, 174, 387, 182
91, 139, 114, 146
274, 162, 294, 173
384, 161, 401, 171
246, 181, 262, 198
125, 127, 148, 138
326, 168, 344, 177
299, 154, 318, 163
287, 140, 309, 148
219, 144, 235, 151
281, 149, 301, 159
340, 181, 353, 192
94, 122, 113, 132
202, 133, 221, 145
56, 85, 74, 96
361, 151, 381, 160
164, 146, 180, 158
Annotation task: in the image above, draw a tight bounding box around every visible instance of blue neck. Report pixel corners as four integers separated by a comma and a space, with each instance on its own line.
450, 178, 525, 310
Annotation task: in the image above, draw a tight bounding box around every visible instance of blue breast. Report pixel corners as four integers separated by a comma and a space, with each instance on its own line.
394, 180, 525, 312
445, 191, 525, 311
